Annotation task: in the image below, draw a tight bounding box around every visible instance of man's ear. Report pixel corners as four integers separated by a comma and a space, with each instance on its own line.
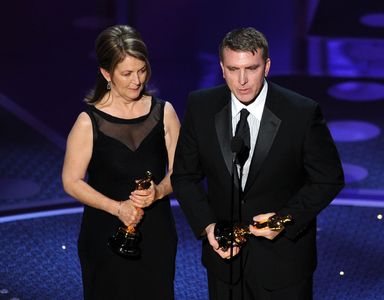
220, 61, 225, 79
100, 67, 111, 82
264, 58, 271, 77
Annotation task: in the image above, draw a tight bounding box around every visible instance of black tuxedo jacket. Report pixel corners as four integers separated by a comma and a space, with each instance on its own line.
172, 81, 344, 289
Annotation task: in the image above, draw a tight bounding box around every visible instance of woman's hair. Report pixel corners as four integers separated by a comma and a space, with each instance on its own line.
85, 25, 152, 103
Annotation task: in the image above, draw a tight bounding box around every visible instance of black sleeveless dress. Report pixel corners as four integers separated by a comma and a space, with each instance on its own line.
78, 98, 177, 300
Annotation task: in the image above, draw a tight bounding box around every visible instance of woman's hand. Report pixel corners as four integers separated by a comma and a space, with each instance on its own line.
129, 181, 158, 208
117, 200, 144, 227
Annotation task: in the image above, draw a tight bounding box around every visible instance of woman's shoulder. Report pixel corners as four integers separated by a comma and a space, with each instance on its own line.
66, 111, 94, 143
151, 96, 174, 115
165, 101, 179, 120
159, 100, 180, 128
73, 111, 93, 130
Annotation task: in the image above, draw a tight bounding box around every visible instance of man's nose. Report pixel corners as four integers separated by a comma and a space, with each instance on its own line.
239, 70, 247, 85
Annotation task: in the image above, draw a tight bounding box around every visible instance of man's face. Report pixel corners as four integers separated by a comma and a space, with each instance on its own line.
220, 47, 271, 104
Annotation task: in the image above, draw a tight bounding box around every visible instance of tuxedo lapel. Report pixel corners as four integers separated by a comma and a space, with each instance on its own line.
244, 106, 281, 193
214, 102, 235, 179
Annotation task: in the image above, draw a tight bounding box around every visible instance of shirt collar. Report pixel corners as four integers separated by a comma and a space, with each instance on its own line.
231, 79, 268, 120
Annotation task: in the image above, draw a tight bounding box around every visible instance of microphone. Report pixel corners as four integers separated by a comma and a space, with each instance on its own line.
231, 136, 244, 168
227, 136, 244, 299
230, 136, 246, 300
231, 136, 244, 161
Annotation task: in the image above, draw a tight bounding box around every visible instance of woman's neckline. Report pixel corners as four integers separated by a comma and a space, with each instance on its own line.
91, 96, 154, 123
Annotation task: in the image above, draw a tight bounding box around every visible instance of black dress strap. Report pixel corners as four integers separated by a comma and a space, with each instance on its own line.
85, 108, 98, 142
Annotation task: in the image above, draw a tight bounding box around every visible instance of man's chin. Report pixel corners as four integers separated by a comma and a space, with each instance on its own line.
236, 96, 254, 104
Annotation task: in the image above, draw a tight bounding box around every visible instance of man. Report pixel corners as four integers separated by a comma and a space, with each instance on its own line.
171, 27, 344, 299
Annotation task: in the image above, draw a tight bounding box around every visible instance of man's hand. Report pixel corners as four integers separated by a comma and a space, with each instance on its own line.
205, 223, 240, 259
249, 213, 283, 240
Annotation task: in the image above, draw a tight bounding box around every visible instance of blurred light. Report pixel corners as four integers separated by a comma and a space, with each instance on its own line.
341, 40, 384, 61
360, 13, 384, 28
328, 81, 384, 102
339, 271, 345, 276
342, 163, 369, 183
378, 214, 383, 220
0, 289, 9, 294
62, 245, 66, 250
0, 178, 40, 199
328, 120, 380, 142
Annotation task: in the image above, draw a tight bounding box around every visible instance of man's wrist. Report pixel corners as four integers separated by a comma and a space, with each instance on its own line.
205, 223, 216, 235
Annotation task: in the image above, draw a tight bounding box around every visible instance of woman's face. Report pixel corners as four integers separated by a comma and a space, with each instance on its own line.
107, 55, 148, 102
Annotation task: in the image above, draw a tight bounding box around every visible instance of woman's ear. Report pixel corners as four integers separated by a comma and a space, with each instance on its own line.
100, 67, 111, 82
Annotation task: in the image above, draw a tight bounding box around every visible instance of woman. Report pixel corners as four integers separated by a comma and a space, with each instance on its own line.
62, 25, 180, 299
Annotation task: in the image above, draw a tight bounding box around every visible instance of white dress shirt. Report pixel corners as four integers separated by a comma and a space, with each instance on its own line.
231, 80, 268, 189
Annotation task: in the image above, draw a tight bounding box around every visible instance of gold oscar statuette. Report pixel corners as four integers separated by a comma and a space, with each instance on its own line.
108, 171, 152, 258
214, 214, 293, 251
